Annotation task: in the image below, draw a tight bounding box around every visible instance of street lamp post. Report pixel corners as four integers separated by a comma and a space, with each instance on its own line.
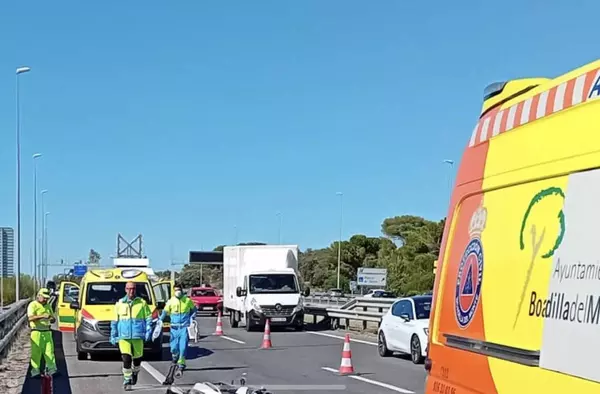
336, 192, 343, 289
32, 153, 42, 291
43, 212, 49, 283
40, 190, 48, 285
15, 66, 31, 301
276, 212, 282, 244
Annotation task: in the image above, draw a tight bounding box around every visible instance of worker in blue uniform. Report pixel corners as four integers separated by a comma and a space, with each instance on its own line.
159, 283, 197, 378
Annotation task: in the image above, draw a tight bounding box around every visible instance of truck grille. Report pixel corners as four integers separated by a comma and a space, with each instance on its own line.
261, 305, 295, 316
97, 321, 111, 336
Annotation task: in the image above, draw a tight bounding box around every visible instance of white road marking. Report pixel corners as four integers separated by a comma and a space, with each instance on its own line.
321, 367, 414, 393
220, 335, 246, 344
307, 331, 377, 346
140, 361, 184, 394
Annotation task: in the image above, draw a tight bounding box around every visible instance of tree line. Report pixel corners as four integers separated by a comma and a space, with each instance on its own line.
298, 215, 444, 295
32, 214, 444, 299
158, 215, 444, 297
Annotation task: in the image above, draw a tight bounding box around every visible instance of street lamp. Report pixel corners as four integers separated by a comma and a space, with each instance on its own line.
336, 192, 343, 289
15, 65, 31, 301
276, 212, 282, 244
32, 153, 42, 291
40, 190, 48, 285
43, 212, 49, 283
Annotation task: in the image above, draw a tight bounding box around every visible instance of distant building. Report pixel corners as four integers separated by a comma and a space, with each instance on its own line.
0, 228, 14, 277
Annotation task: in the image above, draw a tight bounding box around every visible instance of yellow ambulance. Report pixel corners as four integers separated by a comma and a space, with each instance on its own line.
57, 268, 172, 360
426, 59, 600, 393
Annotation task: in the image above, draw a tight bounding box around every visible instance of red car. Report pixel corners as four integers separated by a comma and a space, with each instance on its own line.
189, 286, 223, 316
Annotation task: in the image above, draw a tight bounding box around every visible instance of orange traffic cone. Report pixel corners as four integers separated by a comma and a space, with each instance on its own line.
261, 319, 273, 349
214, 311, 224, 336
338, 333, 354, 375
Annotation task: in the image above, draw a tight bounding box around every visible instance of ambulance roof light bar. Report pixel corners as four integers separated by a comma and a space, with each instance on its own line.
483, 81, 507, 101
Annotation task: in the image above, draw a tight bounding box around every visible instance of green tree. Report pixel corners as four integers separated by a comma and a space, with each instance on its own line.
88, 249, 101, 265
298, 215, 444, 296
2, 274, 37, 304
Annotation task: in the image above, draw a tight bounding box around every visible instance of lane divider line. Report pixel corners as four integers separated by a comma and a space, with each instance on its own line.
321, 367, 414, 394
220, 335, 246, 344
307, 331, 377, 346
140, 361, 184, 394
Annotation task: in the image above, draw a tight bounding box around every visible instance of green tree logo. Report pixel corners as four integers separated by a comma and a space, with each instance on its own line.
513, 187, 566, 329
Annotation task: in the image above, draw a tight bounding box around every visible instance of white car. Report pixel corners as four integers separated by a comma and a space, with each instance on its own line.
377, 295, 432, 364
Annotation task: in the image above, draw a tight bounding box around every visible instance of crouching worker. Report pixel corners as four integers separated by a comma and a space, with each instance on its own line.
110, 281, 153, 390
159, 283, 197, 380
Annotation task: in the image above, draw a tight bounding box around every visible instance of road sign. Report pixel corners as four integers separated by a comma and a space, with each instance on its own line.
357, 267, 387, 287
73, 264, 87, 277
349, 281, 358, 292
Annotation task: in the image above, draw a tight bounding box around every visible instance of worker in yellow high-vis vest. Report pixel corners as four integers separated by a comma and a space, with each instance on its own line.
27, 288, 58, 377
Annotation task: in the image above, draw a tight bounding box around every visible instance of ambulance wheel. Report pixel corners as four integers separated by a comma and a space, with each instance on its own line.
75, 339, 87, 360
148, 349, 163, 361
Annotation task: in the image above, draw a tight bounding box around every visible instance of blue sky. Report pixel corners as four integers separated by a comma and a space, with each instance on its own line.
0, 1, 596, 276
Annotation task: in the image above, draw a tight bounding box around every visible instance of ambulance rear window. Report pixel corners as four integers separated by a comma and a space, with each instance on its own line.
86, 282, 152, 305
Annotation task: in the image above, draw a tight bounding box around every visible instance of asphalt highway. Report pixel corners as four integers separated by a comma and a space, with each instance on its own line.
19, 315, 427, 394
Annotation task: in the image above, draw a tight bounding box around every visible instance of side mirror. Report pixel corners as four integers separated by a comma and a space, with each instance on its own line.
156, 301, 166, 310
236, 287, 247, 297
303, 287, 311, 297
70, 301, 80, 310
400, 313, 411, 322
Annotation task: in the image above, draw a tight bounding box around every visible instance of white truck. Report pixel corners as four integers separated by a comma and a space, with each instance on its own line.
223, 244, 310, 331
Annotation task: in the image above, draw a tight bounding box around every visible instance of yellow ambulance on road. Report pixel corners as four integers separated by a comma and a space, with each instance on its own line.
56, 268, 171, 361
426, 59, 600, 393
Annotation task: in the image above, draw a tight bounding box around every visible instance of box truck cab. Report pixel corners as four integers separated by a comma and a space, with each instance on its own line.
223, 245, 310, 331
426, 59, 600, 393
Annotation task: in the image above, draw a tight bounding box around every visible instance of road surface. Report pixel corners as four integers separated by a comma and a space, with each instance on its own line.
19, 315, 426, 393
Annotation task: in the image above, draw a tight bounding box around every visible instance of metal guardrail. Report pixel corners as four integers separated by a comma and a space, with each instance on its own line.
304, 295, 356, 306
0, 299, 30, 362
304, 297, 398, 330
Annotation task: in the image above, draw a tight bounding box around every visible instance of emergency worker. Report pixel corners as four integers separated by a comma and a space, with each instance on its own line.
159, 283, 197, 373
27, 288, 57, 377
110, 281, 153, 389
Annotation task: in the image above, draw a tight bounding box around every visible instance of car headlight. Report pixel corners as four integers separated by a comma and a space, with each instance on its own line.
293, 297, 304, 313
423, 328, 429, 336
250, 298, 263, 313
81, 317, 97, 331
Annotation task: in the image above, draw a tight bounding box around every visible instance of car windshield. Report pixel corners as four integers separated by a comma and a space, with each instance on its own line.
414, 297, 432, 319
191, 289, 217, 297
249, 274, 298, 294
85, 282, 152, 305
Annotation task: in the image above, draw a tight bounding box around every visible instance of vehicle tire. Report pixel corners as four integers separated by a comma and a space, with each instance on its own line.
294, 323, 304, 332
245, 315, 253, 332
229, 310, 239, 328
330, 318, 339, 330
148, 349, 163, 361
410, 335, 425, 364
75, 336, 87, 360
378, 331, 392, 357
